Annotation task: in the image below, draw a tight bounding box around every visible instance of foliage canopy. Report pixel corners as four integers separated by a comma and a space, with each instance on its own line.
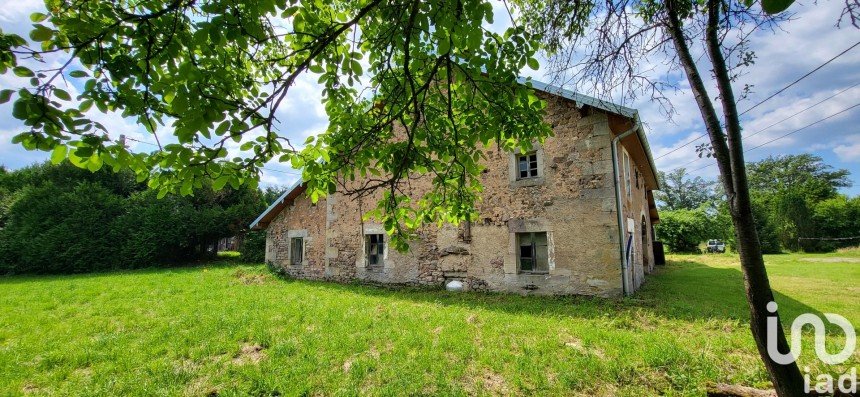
0, 0, 550, 249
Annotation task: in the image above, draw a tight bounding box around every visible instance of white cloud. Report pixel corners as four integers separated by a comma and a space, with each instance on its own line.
833, 134, 860, 162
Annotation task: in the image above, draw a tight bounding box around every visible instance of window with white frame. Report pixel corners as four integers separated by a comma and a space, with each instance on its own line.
517, 232, 549, 273
517, 152, 539, 179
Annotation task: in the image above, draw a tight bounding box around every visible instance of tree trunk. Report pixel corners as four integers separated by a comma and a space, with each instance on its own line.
665, 1, 805, 395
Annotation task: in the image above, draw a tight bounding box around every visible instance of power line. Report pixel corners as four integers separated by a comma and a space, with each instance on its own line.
744, 102, 860, 152
655, 40, 860, 161
669, 82, 860, 172
125, 136, 158, 147
739, 40, 860, 117
687, 101, 860, 174
122, 136, 302, 176
743, 81, 860, 141
654, 132, 709, 161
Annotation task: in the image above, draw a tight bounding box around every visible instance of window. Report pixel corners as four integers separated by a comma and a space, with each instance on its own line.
290, 237, 303, 265
623, 151, 632, 199
517, 152, 539, 179
366, 234, 384, 267
518, 232, 549, 273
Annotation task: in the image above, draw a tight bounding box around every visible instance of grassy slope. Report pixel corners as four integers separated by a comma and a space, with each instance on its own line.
0, 251, 858, 396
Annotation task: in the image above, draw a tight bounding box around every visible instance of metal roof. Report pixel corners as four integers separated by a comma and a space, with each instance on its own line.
518, 77, 659, 190
249, 178, 304, 230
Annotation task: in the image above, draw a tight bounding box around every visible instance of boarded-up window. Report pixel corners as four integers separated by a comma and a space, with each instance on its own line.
290, 237, 303, 265
517, 152, 539, 179
366, 234, 384, 267
518, 232, 548, 273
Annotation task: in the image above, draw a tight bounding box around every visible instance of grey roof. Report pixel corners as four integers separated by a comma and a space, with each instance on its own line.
518, 77, 659, 190
249, 178, 303, 230
249, 79, 660, 230
516, 77, 639, 119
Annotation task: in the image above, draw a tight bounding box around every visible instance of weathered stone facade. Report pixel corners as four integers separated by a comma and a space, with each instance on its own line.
256, 87, 660, 296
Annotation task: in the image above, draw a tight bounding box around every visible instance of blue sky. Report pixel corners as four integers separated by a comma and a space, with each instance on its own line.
1, 1, 859, 195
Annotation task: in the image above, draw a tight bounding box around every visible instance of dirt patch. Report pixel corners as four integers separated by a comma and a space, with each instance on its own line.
22, 383, 40, 394
233, 269, 270, 285
461, 362, 511, 396
566, 339, 606, 359
185, 376, 219, 397
232, 343, 266, 365
464, 370, 509, 396
800, 257, 860, 263
707, 383, 776, 397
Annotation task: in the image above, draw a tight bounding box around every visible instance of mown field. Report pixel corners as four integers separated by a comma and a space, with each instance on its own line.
1, 250, 858, 396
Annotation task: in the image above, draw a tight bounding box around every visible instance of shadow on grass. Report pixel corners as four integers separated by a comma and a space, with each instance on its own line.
0, 256, 822, 327
0, 260, 250, 285
257, 259, 820, 330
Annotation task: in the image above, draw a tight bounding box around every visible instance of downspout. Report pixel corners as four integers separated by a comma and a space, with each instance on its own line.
611, 125, 639, 296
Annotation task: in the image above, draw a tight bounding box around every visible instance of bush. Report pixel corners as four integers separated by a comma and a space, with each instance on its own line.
241, 230, 267, 263
654, 208, 714, 253
0, 162, 270, 274
0, 182, 125, 273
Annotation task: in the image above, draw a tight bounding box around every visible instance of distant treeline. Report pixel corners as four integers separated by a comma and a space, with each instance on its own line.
654, 154, 860, 253
0, 162, 283, 274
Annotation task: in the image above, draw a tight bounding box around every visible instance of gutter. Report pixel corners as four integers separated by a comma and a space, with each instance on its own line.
611, 125, 640, 297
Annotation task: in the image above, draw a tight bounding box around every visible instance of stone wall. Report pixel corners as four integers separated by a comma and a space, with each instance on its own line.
615, 134, 656, 291
264, 93, 656, 296
265, 195, 327, 279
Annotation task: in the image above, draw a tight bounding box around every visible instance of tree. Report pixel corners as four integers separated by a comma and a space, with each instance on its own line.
0, 0, 549, 250
516, 0, 834, 393
748, 154, 852, 250
653, 208, 714, 252
748, 154, 851, 203
655, 167, 719, 210
809, 195, 860, 251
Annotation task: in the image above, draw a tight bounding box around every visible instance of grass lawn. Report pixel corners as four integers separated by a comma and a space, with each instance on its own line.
1, 250, 858, 396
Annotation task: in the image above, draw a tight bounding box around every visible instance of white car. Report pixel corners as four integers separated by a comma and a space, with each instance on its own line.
707, 239, 726, 253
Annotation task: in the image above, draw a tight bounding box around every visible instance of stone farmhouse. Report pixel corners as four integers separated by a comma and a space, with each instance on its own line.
250, 80, 661, 296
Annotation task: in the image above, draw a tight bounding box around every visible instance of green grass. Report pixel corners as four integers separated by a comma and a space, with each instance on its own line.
1, 251, 858, 396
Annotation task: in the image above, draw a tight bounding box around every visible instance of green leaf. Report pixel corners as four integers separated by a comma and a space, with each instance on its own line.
54, 89, 71, 101
69, 70, 89, 78
30, 25, 53, 42
30, 12, 47, 22
13, 67, 34, 78
438, 38, 450, 54
79, 100, 93, 112
761, 0, 793, 13
50, 145, 67, 164
527, 58, 540, 70
180, 178, 193, 195
0, 89, 13, 104
86, 155, 103, 172
212, 175, 229, 190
